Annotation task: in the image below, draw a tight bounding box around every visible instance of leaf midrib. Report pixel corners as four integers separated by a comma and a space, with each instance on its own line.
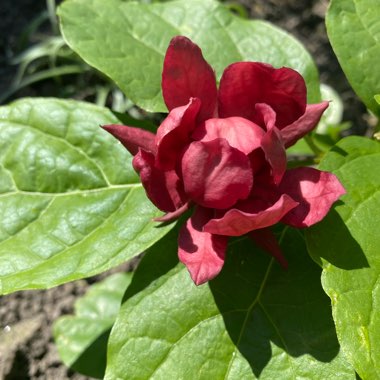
2, 119, 113, 187
0, 184, 141, 198
223, 258, 274, 379
0, 186, 138, 280
223, 228, 293, 379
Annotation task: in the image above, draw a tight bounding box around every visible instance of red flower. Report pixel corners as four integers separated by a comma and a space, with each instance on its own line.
102, 36, 345, 285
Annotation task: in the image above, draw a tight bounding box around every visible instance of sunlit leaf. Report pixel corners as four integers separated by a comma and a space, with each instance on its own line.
326, 0, 380, 116
307, 136, 380, 379
0, 98, 172, 294
58, 0, 321, 112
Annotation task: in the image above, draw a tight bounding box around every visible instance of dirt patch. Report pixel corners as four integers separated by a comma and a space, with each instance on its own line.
0, 282, 91, 380
0, 260, 136, 380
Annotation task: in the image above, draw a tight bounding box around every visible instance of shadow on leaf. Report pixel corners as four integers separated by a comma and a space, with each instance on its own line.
209, 227, 349, 377
121, 224, 180, 303
109, 224, 353, 378
71, 329, 111, 379
306, 207, 369, 270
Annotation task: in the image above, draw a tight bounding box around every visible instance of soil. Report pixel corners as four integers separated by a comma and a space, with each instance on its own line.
0, 261, 135, 380
0, 281, 91, 380
0, 0, 370, 379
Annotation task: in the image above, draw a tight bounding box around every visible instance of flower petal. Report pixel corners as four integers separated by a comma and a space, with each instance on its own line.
248, 148, 267, 176
249, 228, 288, 269
181, 139, 253, 209
261, 126, 287, 185
281, 101, 329, 148
155, 98, 201, 170
218, 62, 306, 128
253, 103, 276, 131
279, 167, 346, 227
204, 194, 298, 236
101, 125, 155, 155
178, 207, 228, 285
153, 202, 191, 222
192, 116, 264, 155
133, 149, 188, 212
162, 36, 217, 122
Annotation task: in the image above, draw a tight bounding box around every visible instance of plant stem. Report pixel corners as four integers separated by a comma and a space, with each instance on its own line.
46, 0, 58, 34
304, 134, 323, 157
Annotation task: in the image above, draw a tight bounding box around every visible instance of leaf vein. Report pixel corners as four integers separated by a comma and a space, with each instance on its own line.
0, 197, 54, 247
0, 184, 140, 198
5, 120, 112, 186
148, 310, 242, 378
0, 188, 133, 280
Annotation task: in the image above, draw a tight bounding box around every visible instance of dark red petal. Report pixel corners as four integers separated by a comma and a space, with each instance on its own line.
101, 125, 156, 155
178, 207, 228, 285
218, 62, 306, 128
133, 149, 188, 212
181, 139, 253, 209
155, 98, 201, 170
192, 117, 264, 155
162, 36, 217, 122
279, 167, 346, 227
281, 101, 329, 148
153, 202, 191, 222
249, 148, 267, 176
261, 126, 287, 185
204, 194, 298, 236
249, 228, 288, 269
253, 103, 277, 131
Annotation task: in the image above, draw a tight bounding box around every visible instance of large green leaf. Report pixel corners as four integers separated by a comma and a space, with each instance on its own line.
54, 272, 133, 379
0, 98, 172, 294
326, 0, 380, 116
307, 137, 380, 379
106, 227, 354, 379
58, 0, 321, 112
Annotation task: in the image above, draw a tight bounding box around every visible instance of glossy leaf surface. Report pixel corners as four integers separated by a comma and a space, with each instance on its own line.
326, 0, 380, 116
58, 0, 321, 112
307, 137, 380, 379
0, 98, 171, 294
106, 227, 354, 379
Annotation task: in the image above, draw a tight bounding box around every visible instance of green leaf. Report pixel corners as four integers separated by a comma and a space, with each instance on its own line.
306, 137, 380, 379
0, 98, 172, 294
106, 226, 354, 379
58, 0, 321, 113
286, 137, 314, 156
375, 94, 380, 105
53, 272, 132, 379
326, 0, 380, 116
317, 83, 344, 135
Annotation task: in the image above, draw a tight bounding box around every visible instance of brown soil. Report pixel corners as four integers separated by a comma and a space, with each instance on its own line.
0, 281, 91, 380
0, 262, 135, 380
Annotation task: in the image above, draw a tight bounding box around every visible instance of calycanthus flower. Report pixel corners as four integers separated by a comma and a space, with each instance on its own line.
102, 36, 345, 285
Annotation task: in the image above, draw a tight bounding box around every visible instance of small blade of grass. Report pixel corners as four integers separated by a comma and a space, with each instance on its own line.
0, 65, 87, 104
